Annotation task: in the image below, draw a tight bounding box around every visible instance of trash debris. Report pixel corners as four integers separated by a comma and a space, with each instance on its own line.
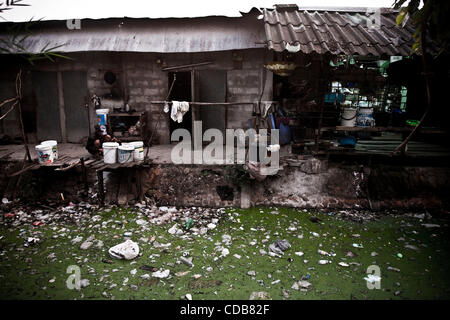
387, 266, 401, 272
109, 240, 140, 260
352, 243, 363, 248
292, 280, 312, 290
152, 269, 170, 278
185, 293, 193, 300
249, 292, 270, 300
168, 224, 184, 235
221, 248, 230, 257
180, 256, 194, 267
268, 239, 291, 256
247, 270, 256, 276
338, 262, 349, 267
295, 252, 304, 256
364, 274, 381, 283
80, 241, 93, 250
318, 260, 331, 264
422, 223, 440, 228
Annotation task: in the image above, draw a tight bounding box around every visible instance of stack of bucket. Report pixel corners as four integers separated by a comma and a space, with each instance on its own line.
103, 141, 145, 164
35, 140, 58, 165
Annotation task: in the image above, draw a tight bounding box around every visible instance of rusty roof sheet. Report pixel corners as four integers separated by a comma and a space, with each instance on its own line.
263, 6, 417, 56
0, 14, 266, 54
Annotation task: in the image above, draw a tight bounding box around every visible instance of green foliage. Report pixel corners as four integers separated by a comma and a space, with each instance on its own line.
0, 18, 72, 65
394, 0, 450, 56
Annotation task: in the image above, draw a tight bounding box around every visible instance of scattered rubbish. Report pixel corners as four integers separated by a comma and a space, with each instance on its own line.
295, 252, 304, 256
80, 279, 90, 288
168, 224, 184, 235
233, 254, 241, 259
247, 270, 256, 276
109, 240, 140, 260
387, 266, 401, 272
102, 258, 113, 264
338, 262, 349, 267
185, 294, 193, 300
180, 256, 194, 267
311, 232, 320, 237
364, 274, 381, 283
422, 224, 440, 228
185, 218, 194, 230
404, 244, 420, 251
207, 223, 216, 230
318, 260, 331, 264
152, 269, 170, 278
318, 249, 330, 256
140, 265, 158, 272
352, 243, 363, 248
249, 292, 270, 300
221, 248, 230, 257
268, 239, 291, 256
371, 252, 378, 257
24, 237, 40, 247
309, 216, 322, 223
175, 271, 190, 277
292, 280, 312, 290
130, 269, 137, 276
80, 241, 93, 250
397, 253, 403, 259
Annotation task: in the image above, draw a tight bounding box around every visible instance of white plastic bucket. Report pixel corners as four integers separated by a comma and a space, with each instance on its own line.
35, 144, 54, 164
118, 144, 134, 163
340, 108, 358, 127
41, 140, 58, 160
103, 142, 119, 164
96, 109, 109, 126
357, 107, 375, 127
130, 141, 144, 161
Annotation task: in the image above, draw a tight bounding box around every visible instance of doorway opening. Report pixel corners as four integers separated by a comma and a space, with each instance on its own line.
169, 72, 192, 136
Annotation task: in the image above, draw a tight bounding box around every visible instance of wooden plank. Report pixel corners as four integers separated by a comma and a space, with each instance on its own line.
8, 163, 39, 177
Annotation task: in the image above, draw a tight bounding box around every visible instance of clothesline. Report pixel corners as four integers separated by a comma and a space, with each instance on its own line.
149, 101, 279, 106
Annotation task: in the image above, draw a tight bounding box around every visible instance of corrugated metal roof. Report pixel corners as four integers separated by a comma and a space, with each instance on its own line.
263, 5, 417, 56
0, 14, 266, 53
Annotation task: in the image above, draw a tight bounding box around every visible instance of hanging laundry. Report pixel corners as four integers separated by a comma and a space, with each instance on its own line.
170, 101, 190, 123
261, 102, 273, 118
163, 102, 170, 113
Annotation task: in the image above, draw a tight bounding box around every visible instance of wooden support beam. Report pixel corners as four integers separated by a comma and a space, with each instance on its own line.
57, 71, 67, 143
97, 170, 105, 206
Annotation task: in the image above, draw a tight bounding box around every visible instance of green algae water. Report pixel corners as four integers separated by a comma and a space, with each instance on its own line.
1, 207, 449, 300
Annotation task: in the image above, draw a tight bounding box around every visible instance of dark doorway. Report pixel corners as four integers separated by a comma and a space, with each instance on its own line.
62, 71, 89, 143
169, 72, 192, 136
198, 70, 226, 135
32, 71, 62, 141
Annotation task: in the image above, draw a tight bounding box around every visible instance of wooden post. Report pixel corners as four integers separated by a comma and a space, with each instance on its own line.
57, 71, 67, 142
81, 157, 88, 197
97, 169, 105, 206
15, 71, 32, 162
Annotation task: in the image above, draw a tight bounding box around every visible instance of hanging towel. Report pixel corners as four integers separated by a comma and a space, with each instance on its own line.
170, 101, 190, 123
262, 102, 273, 118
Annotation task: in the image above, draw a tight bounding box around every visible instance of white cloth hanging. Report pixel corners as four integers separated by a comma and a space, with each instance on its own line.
170, 101, 190, 123
163, 102, 170, 113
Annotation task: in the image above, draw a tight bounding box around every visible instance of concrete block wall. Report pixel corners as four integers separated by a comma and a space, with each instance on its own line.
82, 49, 271, 144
